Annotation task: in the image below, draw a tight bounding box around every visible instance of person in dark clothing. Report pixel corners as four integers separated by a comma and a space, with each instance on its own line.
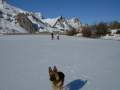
56, 33, 60, 40
51, 32, 54, 40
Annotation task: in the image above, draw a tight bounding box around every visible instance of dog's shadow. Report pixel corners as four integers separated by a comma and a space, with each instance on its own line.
64, 79, 87, 90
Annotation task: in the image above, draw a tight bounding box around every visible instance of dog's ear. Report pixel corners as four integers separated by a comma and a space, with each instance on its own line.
48, 66, 52, 74
53, 66, 58, 72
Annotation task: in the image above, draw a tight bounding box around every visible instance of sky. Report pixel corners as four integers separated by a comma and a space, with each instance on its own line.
7, 0, 120, 24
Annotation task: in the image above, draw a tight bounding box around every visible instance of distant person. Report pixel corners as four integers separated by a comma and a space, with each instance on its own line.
56, 33, 60, 40
51, 32, 54, 40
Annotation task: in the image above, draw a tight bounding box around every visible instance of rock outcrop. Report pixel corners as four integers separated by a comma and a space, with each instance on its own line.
16, 13, 38, 33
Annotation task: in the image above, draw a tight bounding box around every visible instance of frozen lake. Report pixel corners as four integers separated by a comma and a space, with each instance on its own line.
0, 35, 120, 90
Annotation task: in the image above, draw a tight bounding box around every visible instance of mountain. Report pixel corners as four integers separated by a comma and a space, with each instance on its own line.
0, 0, 81, 34
43, 16, 73, 31
42, 16, 81, 31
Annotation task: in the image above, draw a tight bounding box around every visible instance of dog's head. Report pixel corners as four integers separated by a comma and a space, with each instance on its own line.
48, 66, 59, 82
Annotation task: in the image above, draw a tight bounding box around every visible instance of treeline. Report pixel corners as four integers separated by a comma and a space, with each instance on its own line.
83, 21, 120, 37
109, 21, 120, 29
66, 21, 120, 37
82, 22, 109, 37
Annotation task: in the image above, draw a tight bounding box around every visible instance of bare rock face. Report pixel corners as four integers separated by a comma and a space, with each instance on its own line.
16, 13, 38, 33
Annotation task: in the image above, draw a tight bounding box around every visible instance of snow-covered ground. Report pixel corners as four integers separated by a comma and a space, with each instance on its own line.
101, 34, 120, 41
0, 35, 120, 90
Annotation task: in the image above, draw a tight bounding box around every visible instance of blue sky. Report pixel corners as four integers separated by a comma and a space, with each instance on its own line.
8, 0, 120, 24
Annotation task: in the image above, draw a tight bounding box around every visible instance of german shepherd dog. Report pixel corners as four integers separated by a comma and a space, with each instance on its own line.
48, 66, 65, 90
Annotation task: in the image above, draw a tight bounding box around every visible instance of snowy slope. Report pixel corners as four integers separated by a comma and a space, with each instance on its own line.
101, 34, 120, 41
43, 17, 59, 26
0, 18, 28, 33
0, 35, 120, 90
67, 18, 81, 30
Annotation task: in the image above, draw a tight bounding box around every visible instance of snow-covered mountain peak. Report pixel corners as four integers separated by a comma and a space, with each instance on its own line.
57, 16, 65, 21
69, 17, 80, 23
34, 12, 44, 19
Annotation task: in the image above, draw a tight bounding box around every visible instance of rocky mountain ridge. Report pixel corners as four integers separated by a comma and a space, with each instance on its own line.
0, 0, 81, 33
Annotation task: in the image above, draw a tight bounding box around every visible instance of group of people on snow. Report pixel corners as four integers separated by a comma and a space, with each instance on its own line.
51, 32, 60, 40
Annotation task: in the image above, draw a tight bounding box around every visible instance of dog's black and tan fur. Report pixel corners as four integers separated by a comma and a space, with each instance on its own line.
48, 66, 65, 90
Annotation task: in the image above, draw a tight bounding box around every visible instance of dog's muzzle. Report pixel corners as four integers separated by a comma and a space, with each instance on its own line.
50, 77, 55, 81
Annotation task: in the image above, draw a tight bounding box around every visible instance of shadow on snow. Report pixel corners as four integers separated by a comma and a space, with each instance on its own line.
64, 79, 87, 90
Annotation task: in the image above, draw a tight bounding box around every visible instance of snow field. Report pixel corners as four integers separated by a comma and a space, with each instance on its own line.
0, 35, 120, 90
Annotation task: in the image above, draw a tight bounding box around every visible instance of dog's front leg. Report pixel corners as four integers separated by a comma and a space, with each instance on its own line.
56, 86, 63, 90
60, 86, 63, 90
52, 85, 57, 90
57, 82, 63, 90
